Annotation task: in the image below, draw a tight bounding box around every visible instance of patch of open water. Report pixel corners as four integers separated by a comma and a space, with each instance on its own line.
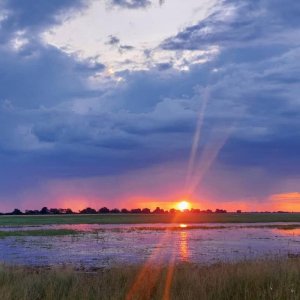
0, 223, 300, 268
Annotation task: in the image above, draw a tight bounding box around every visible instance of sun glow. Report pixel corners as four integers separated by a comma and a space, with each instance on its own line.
177, 201, 191, 211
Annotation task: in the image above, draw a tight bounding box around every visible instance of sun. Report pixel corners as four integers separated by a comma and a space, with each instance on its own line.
177, 201, 191, 211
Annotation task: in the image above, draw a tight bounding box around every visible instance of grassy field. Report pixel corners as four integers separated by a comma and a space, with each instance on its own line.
0, 259, 300, 300
0, 229, 79, 238
0, 224, 299, 238
0, 213, 300, 226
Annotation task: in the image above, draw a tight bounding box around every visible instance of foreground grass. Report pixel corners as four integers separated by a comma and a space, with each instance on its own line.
0, 229, 79, 238
1, 213, 300, 226
1, 259, 300, 300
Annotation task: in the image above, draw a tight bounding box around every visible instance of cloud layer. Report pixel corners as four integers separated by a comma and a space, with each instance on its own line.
0, 0, 299, 211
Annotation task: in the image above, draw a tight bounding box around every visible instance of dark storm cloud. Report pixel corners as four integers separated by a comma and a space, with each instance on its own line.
0, 1, 99, 109
0, 41, 105, 109
0, 0, 88, 43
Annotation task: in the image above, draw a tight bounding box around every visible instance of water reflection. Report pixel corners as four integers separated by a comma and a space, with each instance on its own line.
276, 228, 300, 236
2, 223, 300, 268
179, 231, 189, 261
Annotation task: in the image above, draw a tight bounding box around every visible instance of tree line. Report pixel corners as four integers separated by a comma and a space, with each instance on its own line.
1, 207, 233, 215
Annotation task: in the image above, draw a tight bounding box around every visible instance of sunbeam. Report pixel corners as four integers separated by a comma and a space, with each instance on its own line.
185, 87, 210, 192
187, 125, 235, 196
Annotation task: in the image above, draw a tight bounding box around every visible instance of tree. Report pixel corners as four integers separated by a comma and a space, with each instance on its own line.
121, 208, 129, 213
131, 208, 142, 214
25, 210, 39, 215
50, 208, 60, 214
65, 208, 73, 214
11, 209, 22, 215
99, 207, 110, 214
80, 207, 97, 214
141, 208, 151, 214
110, 208, 120, 213
40, 207, 50, 214
153, 207, 165, 214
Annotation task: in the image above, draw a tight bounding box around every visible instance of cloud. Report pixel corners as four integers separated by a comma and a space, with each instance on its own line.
106, 35, 120, 46
0, 40, 105, 109
0, 0, 88, 39
0, 0, 300, 209
106, 35, 135, 53
108, 0, 151, 9
161, 0, 300, 50
119, 45, 135, 51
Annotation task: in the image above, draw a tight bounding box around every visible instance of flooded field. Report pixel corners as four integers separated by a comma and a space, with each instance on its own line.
1, 223, 300, 269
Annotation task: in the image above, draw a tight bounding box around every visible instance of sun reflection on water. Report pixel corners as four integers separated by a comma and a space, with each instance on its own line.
179, 230, 189, 261
276, 228, 300, 236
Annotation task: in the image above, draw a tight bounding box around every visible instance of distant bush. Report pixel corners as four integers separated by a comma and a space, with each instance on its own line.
49, 208, 60, 214
11, 209, 23, 215
80, 207, 97, 214
153, 207, 165, 214
40, 207, 50, 215
131, 209, 142, 214
98, 207, 110, 214
1, 206, 267, 215
215, 209, 227, 214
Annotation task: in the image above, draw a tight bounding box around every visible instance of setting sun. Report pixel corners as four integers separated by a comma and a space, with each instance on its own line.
177, 201, 191, 211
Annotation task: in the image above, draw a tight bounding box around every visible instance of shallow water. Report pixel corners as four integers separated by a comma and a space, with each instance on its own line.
0, 223, 300, 268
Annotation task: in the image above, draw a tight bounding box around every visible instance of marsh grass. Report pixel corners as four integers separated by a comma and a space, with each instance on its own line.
0, 225, 299, 238
0, 259, 300, 299
0, 229, 79, 238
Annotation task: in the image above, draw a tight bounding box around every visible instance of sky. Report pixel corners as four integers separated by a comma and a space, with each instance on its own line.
0, 0, 300, 212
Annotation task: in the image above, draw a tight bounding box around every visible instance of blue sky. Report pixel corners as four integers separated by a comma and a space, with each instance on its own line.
0, 0, 300, 211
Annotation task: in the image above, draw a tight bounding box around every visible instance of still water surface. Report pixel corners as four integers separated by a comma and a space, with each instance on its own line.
0, 223, 300, 268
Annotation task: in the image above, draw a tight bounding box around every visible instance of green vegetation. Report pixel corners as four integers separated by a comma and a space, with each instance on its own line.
0, 229, 79, 238
0, 224, 299, 237
0, 259, 300, 299
1, 213, 300, 226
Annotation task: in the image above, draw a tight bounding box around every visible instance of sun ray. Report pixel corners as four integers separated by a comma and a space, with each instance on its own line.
187, 125, 235, 196
185, 87, 210, 192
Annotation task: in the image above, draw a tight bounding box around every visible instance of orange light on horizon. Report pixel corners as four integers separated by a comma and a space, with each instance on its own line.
59, 197, 90, 213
